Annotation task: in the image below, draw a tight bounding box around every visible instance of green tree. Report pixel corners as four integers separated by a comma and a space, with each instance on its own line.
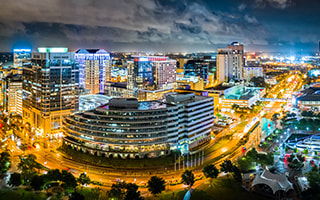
220, 160, 234, 174
69, 191, 85, 200
30, 175, 45, 190
303, 148, 309, 155
181, 170, 195, 188
0, 151, 11, 174
61, 170, 77, 189
306, 166, 320, 192
147, 176, 166, 196
47, 169, 62, 181
106, 182, 143, 200
106, 182, 126, 200
232, 165, 242, 182
77, 172, 91, 186
18, 154, 41, 183
202, 164, 219, 179
8, 172, 22, 187
125, 183, 144, 200
287, 154, 304, 170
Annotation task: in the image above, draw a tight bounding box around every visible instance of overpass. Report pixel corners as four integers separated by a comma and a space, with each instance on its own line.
261, 98, 291, 102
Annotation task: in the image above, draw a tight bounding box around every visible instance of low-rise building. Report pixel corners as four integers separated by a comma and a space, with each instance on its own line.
294, 84, 320, 110
62, 93, 214, 158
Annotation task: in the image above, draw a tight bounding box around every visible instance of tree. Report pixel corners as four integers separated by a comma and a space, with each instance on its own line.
106, 182, 143, 200
240, 114, 245, 121
232, 104, 239, 111
232, 165, 242, 182
220, 160, 234, 174
8, 172, 22, 187
125, 183, 144, 200
69, 191, 85, 200
77, 172, 91, 186
303, 148, 309, 155
0, 151, 11, 174
30, 175, 45, 190
202, 164, 219, 179
47, 169, 62, 181
147, 176, 165, 196
18, 154, 40, 183
181, 170, 195, 188
250, 77, 267, 87
287, 154, 304, 170
61, 170, 77, 189
306, 166, 320, 192
106, 182, 126, 200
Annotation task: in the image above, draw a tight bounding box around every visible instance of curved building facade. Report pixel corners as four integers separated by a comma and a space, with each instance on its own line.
63, 94, 214, 158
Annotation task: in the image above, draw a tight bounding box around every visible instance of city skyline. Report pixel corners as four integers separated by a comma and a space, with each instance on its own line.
0, 0, 319, 54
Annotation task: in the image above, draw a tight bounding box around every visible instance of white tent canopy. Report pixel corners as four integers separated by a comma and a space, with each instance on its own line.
252, 170, 293, 194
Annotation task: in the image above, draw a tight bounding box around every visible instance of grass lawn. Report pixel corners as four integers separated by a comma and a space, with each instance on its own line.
151, 177, 270, 200
146, 190, 186, 200
0, 188, 47, 200
192, 177, 270, 200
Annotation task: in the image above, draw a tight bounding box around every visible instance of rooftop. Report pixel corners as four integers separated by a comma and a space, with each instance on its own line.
296, 85, 320, 101
100, 100, 169, 110
205, 84, 233, 91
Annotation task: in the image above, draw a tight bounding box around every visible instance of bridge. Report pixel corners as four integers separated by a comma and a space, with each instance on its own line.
261, 98, 291, 102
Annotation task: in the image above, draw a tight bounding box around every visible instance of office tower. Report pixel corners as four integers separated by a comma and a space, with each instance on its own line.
13, 49, 31, 74
2, 74, 22, 114
244, 67, 263, 81
15, 90, 22, 115
23, 48, 79, 137
130, 56, 177, 90
184, 59, 209, 83
75, 49, 111, 94
217, 42, 244, 83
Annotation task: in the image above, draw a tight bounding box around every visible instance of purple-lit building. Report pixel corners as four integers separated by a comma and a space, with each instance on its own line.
75, 49, 111, 94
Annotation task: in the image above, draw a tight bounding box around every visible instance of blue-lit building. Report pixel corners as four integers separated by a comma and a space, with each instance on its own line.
13, 49, 31, 74
184, 60, 209, 83
128, 56, 176, 90
75, 49, 111, 94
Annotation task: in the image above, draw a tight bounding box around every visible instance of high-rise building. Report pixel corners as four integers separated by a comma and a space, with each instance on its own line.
217, 42, 244, 83
244, 67, 263, 81
23, 48, 79, 137
13, 49, 31, 74
75, 49, 111, 94
129, 56, 176, 90
184, 60, 209, 83
2, 74, 22, 114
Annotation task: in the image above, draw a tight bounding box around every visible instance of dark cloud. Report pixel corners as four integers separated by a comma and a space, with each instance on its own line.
0, 0, 318, 53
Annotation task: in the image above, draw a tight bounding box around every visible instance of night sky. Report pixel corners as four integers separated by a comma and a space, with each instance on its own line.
0, 0, 319, 54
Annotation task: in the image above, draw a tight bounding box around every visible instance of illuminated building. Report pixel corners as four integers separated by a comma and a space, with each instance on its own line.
15, 90, 22, 115
13, 49, 31, 74
217, 42, 244, 83
206, 83, 263, 113
107, 56, 176, 101
62, 93, 214, 158
184, 60, 209, 84
244, 67, 263, 81
75, 49, 111, 94
129, 56, 176, 90
295, 84, 320, 110
22, 47, 79, 136
79, 94, 111, 111
2, 74, 22, 115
